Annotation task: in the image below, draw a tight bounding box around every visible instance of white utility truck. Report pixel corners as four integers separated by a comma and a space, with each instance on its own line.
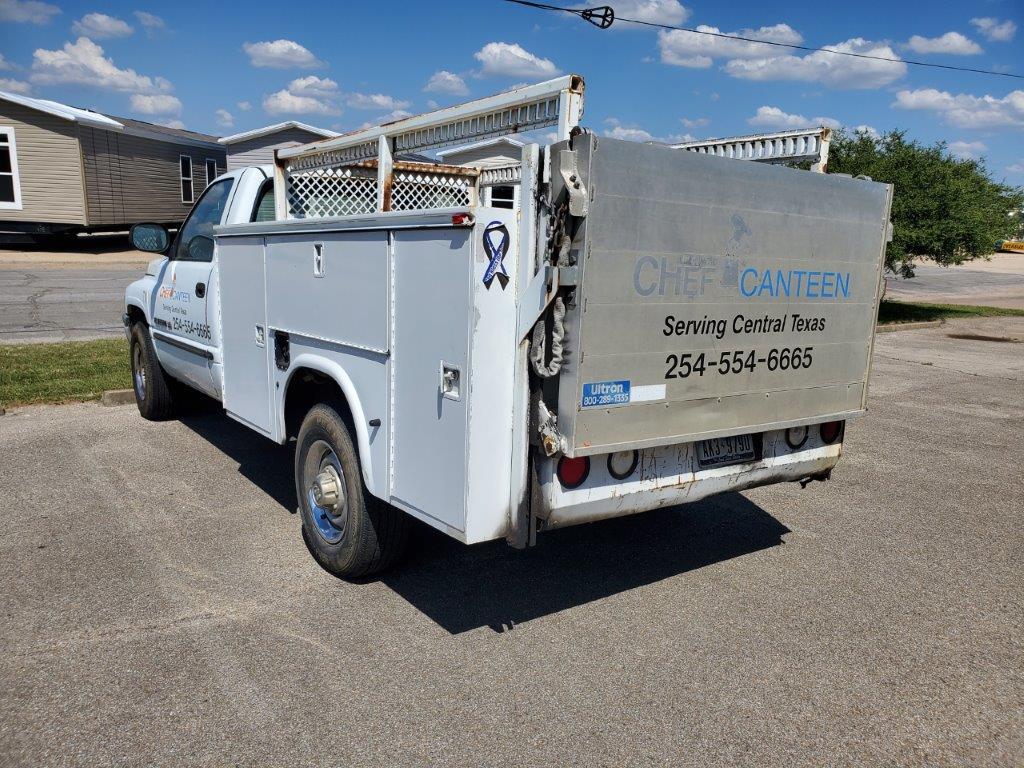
124, 75, 892, 578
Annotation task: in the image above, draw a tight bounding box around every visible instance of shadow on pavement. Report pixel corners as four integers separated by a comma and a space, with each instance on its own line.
179, 400, 296, 513
178, 406, 790, 635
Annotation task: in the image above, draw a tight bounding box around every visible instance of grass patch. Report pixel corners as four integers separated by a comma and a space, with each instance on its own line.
0, 338, 131, 407
878, 299, 1024, 324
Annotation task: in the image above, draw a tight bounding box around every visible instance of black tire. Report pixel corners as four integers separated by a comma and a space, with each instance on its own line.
129, 322, 177, 420
295, 404, 410, 579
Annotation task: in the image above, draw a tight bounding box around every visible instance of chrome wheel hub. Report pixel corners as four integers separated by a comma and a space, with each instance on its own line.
305, 442, 349, 545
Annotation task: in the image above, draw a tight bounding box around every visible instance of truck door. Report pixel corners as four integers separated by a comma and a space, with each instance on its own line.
151, 177, 234, 396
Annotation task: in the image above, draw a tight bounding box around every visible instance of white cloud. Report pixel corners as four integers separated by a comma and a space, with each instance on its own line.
130, 93, 181, 116
426, 99, 439, 110
474, 42, 559, 78
288, 75, 338, 97
724, 38, 907, 89
261, 77, 342, 117
680, 116, 709, 128
236, 100, 252, 111
31, 37, 172, 93
948, 140, 986, 159
424, 70, 468, 96
578, 0, 689, 27
0, 0, 60, 24
850, 124, 880, 139
970, 18, 1016, 43
358, 109, 414, 128
892, 88, 1024, 129
659, 24, 802, 68
243, 39, 324, 69
747, 106, 840, 129
0, 53, 11, 70
603, 117, 692, 144
0, 77, 31, 94
215, 108, 233, 128
904, 32, 981, 55
133, 11, 165, 33
346, 92, 409, 110
72, 13, 133, 39
1006, 160, 1024, 174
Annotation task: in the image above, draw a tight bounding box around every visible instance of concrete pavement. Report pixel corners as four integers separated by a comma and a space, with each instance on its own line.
886, 253, 1024, 309
1, 317, 1021, 766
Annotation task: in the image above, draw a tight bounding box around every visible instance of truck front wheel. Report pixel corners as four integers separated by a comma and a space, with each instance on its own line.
295, 404, 409, 579
129, 322, 177, 420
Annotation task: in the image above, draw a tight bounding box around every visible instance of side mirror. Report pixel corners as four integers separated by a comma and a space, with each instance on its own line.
130, 223, 170, 254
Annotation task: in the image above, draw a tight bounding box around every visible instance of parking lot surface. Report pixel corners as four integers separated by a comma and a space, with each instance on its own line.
1, 318, 1022, 766
886, 252, 1024, 309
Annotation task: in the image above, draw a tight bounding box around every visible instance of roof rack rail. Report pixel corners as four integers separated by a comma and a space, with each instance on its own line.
274, 75, 584, 218
670, 127, 832, 173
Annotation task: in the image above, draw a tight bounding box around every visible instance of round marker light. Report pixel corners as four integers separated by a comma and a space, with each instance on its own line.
607, 450, 639, 480
785, 426, 809, 450
819, 420, 844, 444
557, 456, 590, 489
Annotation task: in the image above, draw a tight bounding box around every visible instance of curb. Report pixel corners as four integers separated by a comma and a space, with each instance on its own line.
100, 389, 135, 406
876, 320, 944, 334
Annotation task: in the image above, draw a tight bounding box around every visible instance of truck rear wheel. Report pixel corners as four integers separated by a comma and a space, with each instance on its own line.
130, 322, 177, 420
295, 404, 409, 579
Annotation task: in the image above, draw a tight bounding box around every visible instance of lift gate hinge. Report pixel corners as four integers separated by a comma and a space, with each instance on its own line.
558, 149, 588, 218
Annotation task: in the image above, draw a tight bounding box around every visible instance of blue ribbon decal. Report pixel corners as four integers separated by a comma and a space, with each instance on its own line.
482, 220, 510, 288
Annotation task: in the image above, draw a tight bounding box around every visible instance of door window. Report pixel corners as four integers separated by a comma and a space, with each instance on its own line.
174, 178, 234, 262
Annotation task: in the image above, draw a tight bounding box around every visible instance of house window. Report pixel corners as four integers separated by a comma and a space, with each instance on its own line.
0, 128, 22, 210
205, 158, 218, 187
489, 185, 515, 210
180, 155, 194, 204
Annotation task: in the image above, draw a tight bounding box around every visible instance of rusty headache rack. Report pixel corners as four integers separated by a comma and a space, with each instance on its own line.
273, 75, 585, 220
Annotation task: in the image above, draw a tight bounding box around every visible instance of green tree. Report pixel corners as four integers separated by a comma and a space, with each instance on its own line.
827, 130, 1023, 277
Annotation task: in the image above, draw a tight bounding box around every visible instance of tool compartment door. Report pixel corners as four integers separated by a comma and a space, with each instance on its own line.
557, 134, 892, 456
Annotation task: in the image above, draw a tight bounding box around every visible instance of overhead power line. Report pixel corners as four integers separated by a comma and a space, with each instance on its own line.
501, 0, 1023, 80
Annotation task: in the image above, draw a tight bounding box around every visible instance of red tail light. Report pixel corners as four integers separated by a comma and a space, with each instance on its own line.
820, 420, 844, 444
557, 456, 590, 489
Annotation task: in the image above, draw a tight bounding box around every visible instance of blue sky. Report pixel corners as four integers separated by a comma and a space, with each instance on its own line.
1, 0, 1021, 179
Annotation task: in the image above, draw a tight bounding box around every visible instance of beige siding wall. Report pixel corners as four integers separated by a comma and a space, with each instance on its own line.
225, 127, 327, 170
0, 101, 86, 225
441, 146, 522, 168
80, 126, 226, 226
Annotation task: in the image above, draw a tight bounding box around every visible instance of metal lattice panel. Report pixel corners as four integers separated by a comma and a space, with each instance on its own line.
286, 165, 378, 219
390, 168, 474, 211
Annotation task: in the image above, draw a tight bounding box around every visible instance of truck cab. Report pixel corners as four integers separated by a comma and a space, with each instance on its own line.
123, 165, 275, 401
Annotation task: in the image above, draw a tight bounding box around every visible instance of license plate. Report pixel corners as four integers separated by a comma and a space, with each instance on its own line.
696, 434, 756, 468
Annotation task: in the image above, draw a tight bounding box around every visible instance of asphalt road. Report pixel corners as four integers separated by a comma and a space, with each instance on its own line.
1, 318, 1021, 767
0, 264, 142, 344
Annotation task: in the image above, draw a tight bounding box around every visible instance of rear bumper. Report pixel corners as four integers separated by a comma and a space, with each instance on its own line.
537, 428, 842, 529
